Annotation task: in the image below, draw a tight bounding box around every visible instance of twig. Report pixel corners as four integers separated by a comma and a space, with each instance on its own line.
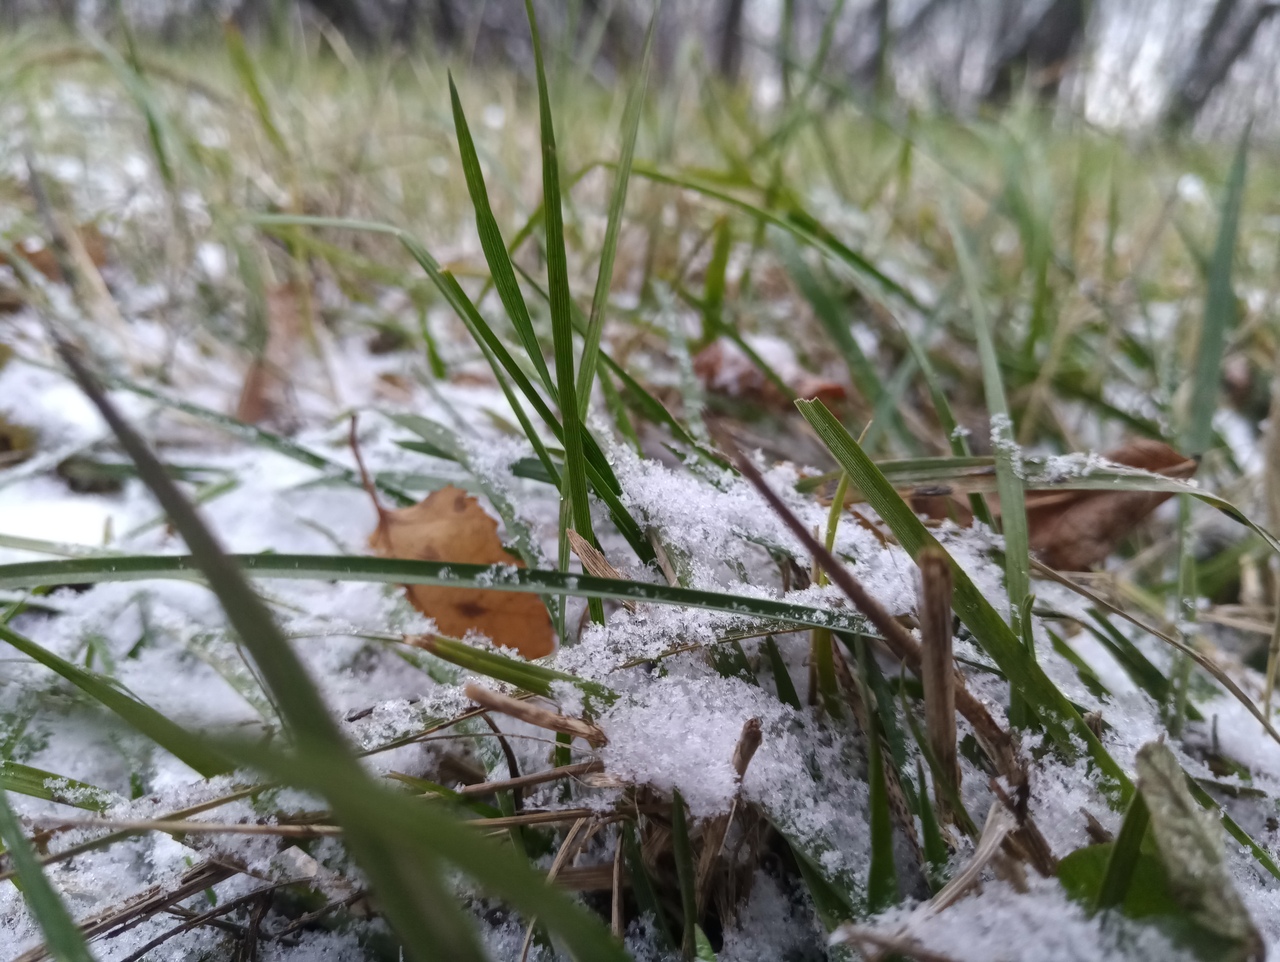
918, 547, 959, 821
464, 683, 607, 747
456, 760, 604, 796
116, 880, 296, 962
695, 717, 762, 914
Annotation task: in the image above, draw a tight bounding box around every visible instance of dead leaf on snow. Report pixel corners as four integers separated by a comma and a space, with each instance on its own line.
911, 439, 1196, 571
353, 426, 555, 659
0, 223, 108, 282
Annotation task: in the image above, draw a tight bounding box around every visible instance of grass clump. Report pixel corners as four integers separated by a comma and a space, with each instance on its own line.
1, 12, 1280, 962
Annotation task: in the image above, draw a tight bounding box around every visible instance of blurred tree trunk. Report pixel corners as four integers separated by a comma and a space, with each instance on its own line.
305, 0, 375, 47
985, 0, 1089, 103
1164, 0, 1280, 130
717, 0, 747, 81
851, 0, 891, 92
582, 0, 648, 73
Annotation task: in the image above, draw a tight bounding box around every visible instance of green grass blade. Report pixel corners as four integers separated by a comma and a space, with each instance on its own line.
54, 345, 491, 961
0, 761, 119, 813
1187, 128, 1248, 456
0, 553, 871, 637
622, 821, 677, 949
425, 637, 614, 706
577, 9, 655, 420
224, 24, 287, 156
860, 658, 898, 912
523, 0, 602, 622
1093, 789, 1149, 913
0, 623, 233, 778
946, 209, 1032, 642
448, 73, 555, 397
0, 789, 96, 962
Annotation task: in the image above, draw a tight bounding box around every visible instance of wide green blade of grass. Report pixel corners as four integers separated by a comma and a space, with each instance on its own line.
448, 74, 555, 398
0, 553, 871, 637
524, 0, 603, 623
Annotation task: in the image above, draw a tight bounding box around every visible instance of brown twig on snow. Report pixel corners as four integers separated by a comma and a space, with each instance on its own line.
918, 547, 959, 822
694, 717, 763, 914
464, 683, 608, 747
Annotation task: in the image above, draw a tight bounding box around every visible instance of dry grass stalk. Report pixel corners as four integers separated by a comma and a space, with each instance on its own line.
522, 817, 597, 962
918, 547, 959, 822
567, 529, 637, 611
611, 837, 626, 936
16, 861, 238, 962
694, 717, 762, 914
829, 925, 962, 962
463, 683, 607, 747
456, 759, 604, 796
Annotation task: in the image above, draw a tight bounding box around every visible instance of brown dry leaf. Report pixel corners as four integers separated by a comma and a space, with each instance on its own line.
236, 283, 301, 428
368, 484, 555, 659
0, 223, 108, 281
693, 338, 845, 409
0, 223, 110, 314
911, 439, 1196, 571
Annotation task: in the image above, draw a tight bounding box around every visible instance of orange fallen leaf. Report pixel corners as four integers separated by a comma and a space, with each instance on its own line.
911, 439, 1196, 571
352, 425, 555, 661
0, 223, 108, 282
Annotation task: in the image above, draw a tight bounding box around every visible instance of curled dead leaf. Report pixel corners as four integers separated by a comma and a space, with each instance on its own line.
911, 439, 1196, 571
364, 475, 555, 659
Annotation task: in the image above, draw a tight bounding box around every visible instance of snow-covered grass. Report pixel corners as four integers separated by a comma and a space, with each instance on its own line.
2, 15, 1280, 962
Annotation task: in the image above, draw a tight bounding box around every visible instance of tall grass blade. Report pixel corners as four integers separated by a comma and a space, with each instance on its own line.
1092, 789, 1148, 913
448, 74, 555, 397
577, 8, 656, 419
946, 210, 1032, 646
524, 0, 603, 620
1187, 128, 1248, 456
50, 344, 536, 960
671, 789, 698, 960
224, 24, 287, 156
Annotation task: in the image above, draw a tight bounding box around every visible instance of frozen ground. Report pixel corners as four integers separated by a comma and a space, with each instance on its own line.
4, 295, 1280, 962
